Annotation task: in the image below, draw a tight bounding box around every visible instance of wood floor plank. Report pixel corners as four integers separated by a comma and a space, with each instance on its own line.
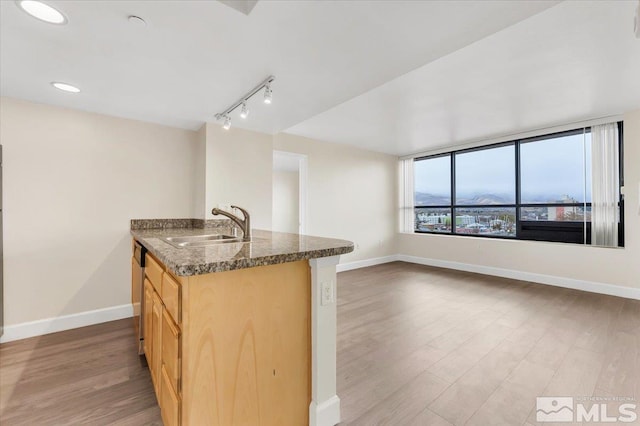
428, 339, 533, 425
408, 408, 454, 426
466, 359, 555, 426
595, 331, 639, 397
526, 347, 606, 425
339, 344, 445, 423
347, 370, 449, 425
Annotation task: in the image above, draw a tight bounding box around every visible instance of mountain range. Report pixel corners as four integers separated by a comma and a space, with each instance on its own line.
415, 192, 513, 206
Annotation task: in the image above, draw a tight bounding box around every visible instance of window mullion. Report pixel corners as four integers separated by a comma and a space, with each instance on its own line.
515, 140, 521, 239
451, 152, 456, 235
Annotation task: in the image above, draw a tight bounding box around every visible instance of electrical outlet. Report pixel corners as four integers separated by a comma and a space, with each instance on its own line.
321, 281, 334, 306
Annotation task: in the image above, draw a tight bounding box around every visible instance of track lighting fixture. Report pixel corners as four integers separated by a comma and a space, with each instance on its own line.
263, 84, 272, 104
214, 75, 275, 130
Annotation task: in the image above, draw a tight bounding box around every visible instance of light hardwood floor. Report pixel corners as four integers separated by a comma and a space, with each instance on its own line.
337, 262, 639, 426
1, 261, 638, 425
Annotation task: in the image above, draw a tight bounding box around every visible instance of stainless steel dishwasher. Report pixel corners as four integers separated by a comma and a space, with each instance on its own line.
132, 241, 146, 355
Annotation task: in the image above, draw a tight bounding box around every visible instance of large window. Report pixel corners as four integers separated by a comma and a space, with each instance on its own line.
412, 124, 624, 246
414, 155, 451, 233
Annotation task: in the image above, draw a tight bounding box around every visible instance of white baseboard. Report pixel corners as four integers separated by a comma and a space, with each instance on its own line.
398, 254, 640, 300
0, 304, 134, 344
309, 395, 341, 426
336, 255, 400, 272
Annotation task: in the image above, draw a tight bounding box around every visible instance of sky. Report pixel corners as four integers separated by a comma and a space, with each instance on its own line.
414, 132, 592, 203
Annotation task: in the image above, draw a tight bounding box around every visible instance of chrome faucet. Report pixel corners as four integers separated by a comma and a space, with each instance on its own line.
211, 205, 251, 242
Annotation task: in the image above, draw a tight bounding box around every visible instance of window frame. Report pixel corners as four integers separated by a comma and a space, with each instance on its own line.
412, 123, 624, 246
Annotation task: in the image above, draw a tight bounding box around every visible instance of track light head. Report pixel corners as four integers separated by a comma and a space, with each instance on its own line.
264, 84, 272, 104
240, 102, 249, 119
223, 115, 231, 130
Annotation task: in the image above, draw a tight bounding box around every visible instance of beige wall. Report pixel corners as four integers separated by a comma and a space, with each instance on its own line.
397, 109, 640, 290
0, 97, 199, 326
205, 123, 273, 228
273, 170, 299, 234
274, 133, 398, 263
193, 125, 207, 220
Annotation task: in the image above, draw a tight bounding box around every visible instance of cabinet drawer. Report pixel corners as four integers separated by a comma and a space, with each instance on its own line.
162, 273, 181, 324
161, 365, 181, 426
145, 253, 164, 295
162, 308, 181, 394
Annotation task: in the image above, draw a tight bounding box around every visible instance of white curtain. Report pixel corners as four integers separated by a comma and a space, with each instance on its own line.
399, 159, 415, 233
591, 123, 620, 247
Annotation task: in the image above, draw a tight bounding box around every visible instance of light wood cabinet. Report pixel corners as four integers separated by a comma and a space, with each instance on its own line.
143, 279, 153, 366
146, 253, 164, 295
131, 257, 141, 334
161, 308, 180, 394
134, 242, 310, 426
162, 272, 181, 324
161, 365, 181, 426
142, 250, 184, 424
151, 291, 163, 391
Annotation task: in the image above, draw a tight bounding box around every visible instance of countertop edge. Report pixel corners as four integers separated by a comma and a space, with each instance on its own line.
131, 229, 354, 277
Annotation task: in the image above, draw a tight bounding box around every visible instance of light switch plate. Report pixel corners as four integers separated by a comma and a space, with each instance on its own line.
321, 281, 334, 306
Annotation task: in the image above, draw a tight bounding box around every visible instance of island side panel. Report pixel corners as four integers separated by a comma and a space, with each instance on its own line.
309, 256, 341, 426
181, 260, 311, 426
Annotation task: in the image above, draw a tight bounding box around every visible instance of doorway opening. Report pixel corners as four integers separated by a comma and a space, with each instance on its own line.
272, 151, 307, 235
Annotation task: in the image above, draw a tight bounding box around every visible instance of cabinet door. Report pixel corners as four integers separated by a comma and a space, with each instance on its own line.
161, 365, 181, 426
162, 308, 181, 394
151, 291, 163, 392
143, 279, 154, 366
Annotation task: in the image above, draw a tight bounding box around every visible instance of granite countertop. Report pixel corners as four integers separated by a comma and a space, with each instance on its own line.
131, 224, 354, 276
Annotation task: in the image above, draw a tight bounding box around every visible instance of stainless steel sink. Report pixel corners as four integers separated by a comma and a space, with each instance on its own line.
162, 234, 242, 248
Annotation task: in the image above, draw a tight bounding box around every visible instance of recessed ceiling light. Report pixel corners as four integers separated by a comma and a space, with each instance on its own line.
17, 1, 67, 25
128, 15, 146, 26
51, 82, 80, 93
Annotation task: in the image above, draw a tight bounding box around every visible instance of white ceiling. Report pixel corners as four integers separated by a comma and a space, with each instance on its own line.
0, 0, 558, 137
3, 1, 637, 157
288, 1, 640, 155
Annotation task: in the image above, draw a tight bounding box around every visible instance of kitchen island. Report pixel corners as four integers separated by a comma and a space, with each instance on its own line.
131, 219, 353, 426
